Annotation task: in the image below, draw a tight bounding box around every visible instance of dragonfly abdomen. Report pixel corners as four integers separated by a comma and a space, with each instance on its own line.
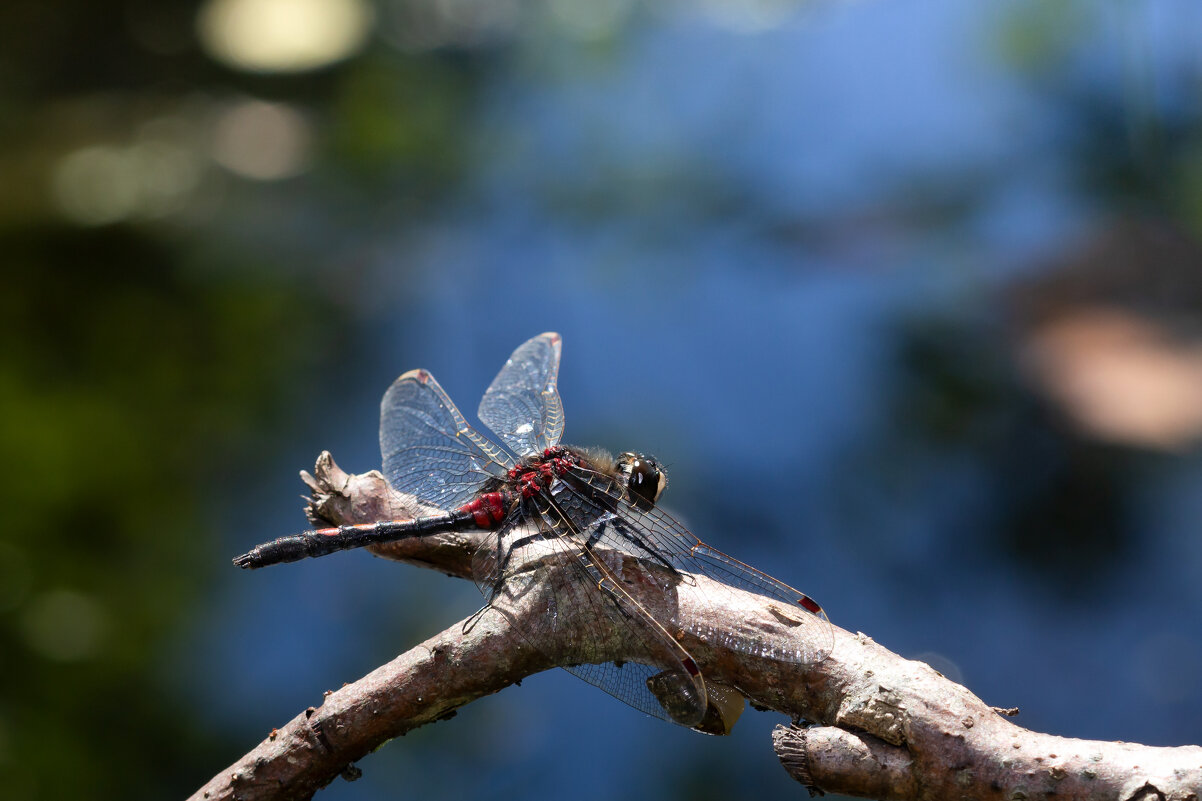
234, 510, 480, 569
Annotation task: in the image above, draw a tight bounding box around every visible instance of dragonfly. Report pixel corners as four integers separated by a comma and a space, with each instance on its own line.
235, 333, 831, 729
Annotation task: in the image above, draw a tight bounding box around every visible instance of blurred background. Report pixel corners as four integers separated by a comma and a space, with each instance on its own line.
4, 1, 1202, 799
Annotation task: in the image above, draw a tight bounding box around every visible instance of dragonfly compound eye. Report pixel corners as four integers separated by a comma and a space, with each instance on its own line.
620, 452, 667, 509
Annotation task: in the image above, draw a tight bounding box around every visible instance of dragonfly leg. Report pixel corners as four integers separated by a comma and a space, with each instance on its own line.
606, 519, 679, 576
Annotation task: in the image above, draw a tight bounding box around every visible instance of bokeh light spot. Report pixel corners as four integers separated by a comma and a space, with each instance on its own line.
197, 0, 374, 73
211, 99, 314, 180
548, 0, 634, 40
1022, 308, 1202, 451
379, 0, 518, 52
19, 589, 110, 662
51, 146, 141, 226
50, 138, 202, 226
693, 0, 798, 33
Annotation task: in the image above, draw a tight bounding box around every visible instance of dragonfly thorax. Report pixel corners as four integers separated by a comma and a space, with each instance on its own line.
508, 446, 580, 498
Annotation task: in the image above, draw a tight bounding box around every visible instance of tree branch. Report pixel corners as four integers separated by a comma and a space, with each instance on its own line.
195, 453, 1202, 801
190, 604, 551, 801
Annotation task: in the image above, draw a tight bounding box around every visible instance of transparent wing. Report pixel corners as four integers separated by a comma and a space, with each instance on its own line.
472, 493, 707, 728
379, 369, 512, 513
560, 466, 833, 666
478, 332, 564, 457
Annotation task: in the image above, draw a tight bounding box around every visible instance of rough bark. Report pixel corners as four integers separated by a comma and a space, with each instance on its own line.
192, 453, 1202, 801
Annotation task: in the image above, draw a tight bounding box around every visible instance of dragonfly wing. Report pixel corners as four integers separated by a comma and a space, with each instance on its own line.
556, 516, 708, 728
474, 493, 707, 728
478, 332, 564, 457
380, 369, 512, 513
562, 466, 833, 666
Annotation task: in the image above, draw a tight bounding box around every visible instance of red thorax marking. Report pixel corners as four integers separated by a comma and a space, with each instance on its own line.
463, 492, 507, 529
507, 447, 578, 498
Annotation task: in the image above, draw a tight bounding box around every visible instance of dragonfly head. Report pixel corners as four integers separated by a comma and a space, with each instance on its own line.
617, 451, 667, 510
